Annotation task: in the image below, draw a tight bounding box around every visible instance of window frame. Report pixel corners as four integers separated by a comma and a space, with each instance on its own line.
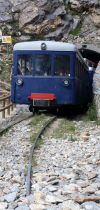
17, 54, 33, 76
34, 53, 52, 76
14, 51, 72, 77
53, 53, 70, 77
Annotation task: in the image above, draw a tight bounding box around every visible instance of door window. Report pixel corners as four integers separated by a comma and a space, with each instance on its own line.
17, 55, 32, 75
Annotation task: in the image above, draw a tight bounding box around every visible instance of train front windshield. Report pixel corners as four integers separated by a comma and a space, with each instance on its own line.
16, 53, 70, 76
35, 55, 51, 76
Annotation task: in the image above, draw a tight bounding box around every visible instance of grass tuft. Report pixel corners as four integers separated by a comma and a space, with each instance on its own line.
82, 103, 97, 122
69, 24, 82, 36
52, 119, 76, 139
29, 114, 46, 126
68, 134, 77, 142
35, 138, 44, 149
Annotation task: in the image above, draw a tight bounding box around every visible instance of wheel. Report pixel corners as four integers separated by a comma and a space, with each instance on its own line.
29, 105, 33, 112
34, 108, 39, 114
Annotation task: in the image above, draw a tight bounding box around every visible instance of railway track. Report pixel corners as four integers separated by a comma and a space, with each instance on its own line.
0, 110, 100, 210
26, 115, 56, 196
0, 112, 33, 135
0, 110, 57, 206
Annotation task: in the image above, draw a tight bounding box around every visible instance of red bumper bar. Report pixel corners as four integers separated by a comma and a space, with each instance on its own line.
28, 93, 56, 101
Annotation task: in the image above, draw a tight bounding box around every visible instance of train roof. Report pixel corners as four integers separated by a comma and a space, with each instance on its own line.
14, 41, 78, 52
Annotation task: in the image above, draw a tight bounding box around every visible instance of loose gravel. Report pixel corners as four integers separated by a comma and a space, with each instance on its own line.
0, 106, 100, 210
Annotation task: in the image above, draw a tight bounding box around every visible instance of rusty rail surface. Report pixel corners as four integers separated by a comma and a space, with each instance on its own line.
0, 94, 15, 118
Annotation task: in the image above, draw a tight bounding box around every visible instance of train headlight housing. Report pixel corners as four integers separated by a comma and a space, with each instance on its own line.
16, 78, 23, 86
64, 80, 69, 86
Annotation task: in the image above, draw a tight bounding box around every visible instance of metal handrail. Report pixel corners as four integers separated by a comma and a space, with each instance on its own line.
0, 93, 15, 118
0, 80, 11, 91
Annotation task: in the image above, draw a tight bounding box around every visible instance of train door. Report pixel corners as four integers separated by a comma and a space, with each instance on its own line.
52, 53, 74, 104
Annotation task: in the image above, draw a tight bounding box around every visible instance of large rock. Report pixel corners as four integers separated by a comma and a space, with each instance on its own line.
23, 16, 63, 35
9, 0, 29, 12
0, 0, 11, 13
69, 0, 100, 10
0, 0, 99, 42
19, 2, 44, 28
0, 0, 12, 22
91, 14, 100, 27
93, 61, 100, 118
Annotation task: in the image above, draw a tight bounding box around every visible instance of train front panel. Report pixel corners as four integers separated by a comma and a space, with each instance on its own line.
11, 43, 77, 108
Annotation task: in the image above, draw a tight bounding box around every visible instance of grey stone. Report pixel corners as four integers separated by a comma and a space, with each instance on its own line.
4, 192, 17, 202
59, 200, 83, 210
10, 185, 20, 193
30, 204, 47, 210
81, 201, 100, 210
47, 185, 58, 192
0, 202, 8, 210
95, 190, 100, 196
15, 205, 29, 210
45, 195, 63, 204
62, 184, 81, 195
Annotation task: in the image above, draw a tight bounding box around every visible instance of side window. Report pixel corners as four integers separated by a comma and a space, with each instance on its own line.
54, 55, 70, 76
35, 55, 51, 76
17, 55, 32, 75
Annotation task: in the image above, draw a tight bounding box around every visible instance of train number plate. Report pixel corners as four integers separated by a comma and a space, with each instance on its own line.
33, 100, 49, 106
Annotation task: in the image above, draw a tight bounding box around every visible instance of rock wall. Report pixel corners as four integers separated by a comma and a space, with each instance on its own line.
93, 62, 100, 118
94, 94, 100, 118
0, 0, 100, 43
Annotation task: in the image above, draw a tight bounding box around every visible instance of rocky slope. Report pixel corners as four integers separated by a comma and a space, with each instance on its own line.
0, 0, 100, 45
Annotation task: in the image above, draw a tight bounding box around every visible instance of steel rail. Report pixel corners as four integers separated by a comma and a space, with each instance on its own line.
0, 113, 33, 136
26, 115, 57, 196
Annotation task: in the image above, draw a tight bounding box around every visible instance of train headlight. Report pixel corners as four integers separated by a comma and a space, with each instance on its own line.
64, 80, 69, 86
41, 42, 46, 50
16, 78, 23, 86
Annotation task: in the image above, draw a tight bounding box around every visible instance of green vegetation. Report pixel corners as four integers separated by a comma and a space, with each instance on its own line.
30, 34, 44, 41
68, 134, 77, 142
0, 57, 12, 82
69, 22, 82, 36
25, 113, 48, 169
29, 114, 47, 149
24, 153, 37, 172
30, 133, 44, 149
35, 137, 44, 149
29, 114, 46, 148
52, 119, 76, 139
81, 103, 100, 125
82, 103, 97, 122
97, 119, 100, 125
29, 113, 46, 126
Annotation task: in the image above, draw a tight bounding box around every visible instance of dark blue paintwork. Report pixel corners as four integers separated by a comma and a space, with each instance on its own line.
11, 49, 92, 108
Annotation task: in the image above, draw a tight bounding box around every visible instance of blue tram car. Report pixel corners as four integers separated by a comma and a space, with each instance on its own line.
11, 41, 92, 112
